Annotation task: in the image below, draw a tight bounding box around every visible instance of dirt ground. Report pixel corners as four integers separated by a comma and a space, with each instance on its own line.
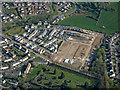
51, 32, 104, 65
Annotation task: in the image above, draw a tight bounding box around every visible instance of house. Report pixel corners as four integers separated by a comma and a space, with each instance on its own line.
21, 47, 28, 53
24, 63, 31, 74
110, 73, 115, 77
25, 25, 29, 30
30, 44, 37, 49
27, 29, 38, 39
44, 21, 48, 25
25, 42, 32, 47
9, 13, 14, 17
14, 43, 22, 49
38, 21, 42, 25
1, 64, 9, 70
20, 57, 28, 62
32, 38, 36, 42
35, 39, 42, 44
59, 30, 64, 35
22, 32, 27, 37
45, 23, 51, 28
0, 40, 5, 44
53, 49, 57, 53
48, 36, 52, 40
44, 38, 57, 47
4, 58, 12, 62
39, 49, 45, 54
49, 29, 56, 36
31, 24, 35, 28
8, 52, 16, 58
12, 62, 21, 67
49, 46, 55, 51
64, 59, 69, 63
0, 79, 6, 84
8, 81, 18, 86
38, 29, 47, 39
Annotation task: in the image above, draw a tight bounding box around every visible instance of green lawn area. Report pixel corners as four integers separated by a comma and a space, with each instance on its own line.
57, 11, 118, 35
3, 26, 25, 36
57, 15, 97, 29
107, 2, 119, 11
25, 64, 45, 80
30, 52, 35, 57
24, 64, 97, 88
4, 8, 18, 15
33, 57, 44, 61
97, 10, 118, 34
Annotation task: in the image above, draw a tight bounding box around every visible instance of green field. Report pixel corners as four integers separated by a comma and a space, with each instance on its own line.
107, 2, 119, 11
57, 11, 118, 35
3, 26, 24, 36
23, 64, 98, 88
97, 10, 118, 34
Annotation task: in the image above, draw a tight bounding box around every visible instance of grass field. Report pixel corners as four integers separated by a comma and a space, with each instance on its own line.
97, 10, 118, 34
57, 11, 118, 35
3, 26, 24, 36
107, 2, 118, 11
24, 64, 97, 88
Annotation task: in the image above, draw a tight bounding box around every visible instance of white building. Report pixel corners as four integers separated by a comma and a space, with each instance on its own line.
4, 58, 12, 62
24, 63, 31, 74
12, 62, 21, 67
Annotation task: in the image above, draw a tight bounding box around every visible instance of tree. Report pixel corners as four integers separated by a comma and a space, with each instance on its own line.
53, 69, 56, 74
58, 72, 65, 79
84, 82, 88, 88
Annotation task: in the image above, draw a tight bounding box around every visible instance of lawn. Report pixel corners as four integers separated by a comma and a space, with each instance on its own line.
24, 64, 97, 88
25, 65, 45, 80
3, 26, 25, 36
57, 15, 97, 30
97, 10, 118, 34
107, 2, 119, 11
33, 57, 44, 61
57, 11, 118, 35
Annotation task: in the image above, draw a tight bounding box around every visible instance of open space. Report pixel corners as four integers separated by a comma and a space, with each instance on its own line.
57, 11, 118, 35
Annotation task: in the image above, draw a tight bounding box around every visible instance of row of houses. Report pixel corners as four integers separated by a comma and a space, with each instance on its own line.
1, 37, 30, 70
65, 31, 94, 40
24, 63, 31, 74
14, 43, 28, 53
2, 2, 10, 9
42, 38, 57, 47
58, 2, 72, 13
53, 25, 96, 36
47, 44, 58, 53
27, 29, 38, 40
14, 34, 23, 43
52, 15, 65, 24
2, 13, 18, 23
13, 2, 50, 18
105, 33, 120, 78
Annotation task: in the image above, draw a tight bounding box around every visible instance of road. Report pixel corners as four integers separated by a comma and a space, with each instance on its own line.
50, 2, 77, 23
0, 33, 52, 63
11, 57, 35, 71
0, 84, 9, 89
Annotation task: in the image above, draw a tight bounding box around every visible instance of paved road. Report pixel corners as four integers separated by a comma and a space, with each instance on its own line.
0, 84, 9, 89
50, 2, 77, 23
0, 34, 52, 63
